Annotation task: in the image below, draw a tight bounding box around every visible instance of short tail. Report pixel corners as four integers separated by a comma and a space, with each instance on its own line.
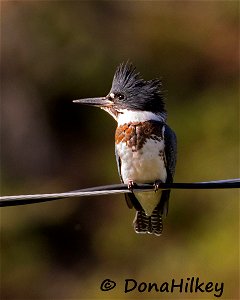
133, 208, 163, 236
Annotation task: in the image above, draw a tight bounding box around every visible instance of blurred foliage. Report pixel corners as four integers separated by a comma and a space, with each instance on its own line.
1, 1, 239, 299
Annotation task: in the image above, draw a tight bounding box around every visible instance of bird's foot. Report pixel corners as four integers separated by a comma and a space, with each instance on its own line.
128, 179, 136, 192
154, 180, 163, 192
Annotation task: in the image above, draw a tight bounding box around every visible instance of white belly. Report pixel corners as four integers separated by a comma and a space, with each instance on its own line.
117, 138, 167, 183
117, 138, 167, 215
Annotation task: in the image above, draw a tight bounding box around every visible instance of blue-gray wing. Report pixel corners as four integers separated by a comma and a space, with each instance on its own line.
158, 124, 177, 216
164, 125, 177, 182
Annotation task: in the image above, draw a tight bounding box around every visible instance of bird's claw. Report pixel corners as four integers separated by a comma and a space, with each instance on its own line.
154, 180, 163, 192
128, 180, 135, 192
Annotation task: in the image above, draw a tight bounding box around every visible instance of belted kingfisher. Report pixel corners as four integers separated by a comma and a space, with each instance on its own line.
74, 62, 177, 236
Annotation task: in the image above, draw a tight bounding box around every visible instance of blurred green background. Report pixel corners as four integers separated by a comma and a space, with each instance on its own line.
1, 1, 239, 299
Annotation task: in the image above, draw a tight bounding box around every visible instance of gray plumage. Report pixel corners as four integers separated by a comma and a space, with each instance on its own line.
74, 61, 177, 236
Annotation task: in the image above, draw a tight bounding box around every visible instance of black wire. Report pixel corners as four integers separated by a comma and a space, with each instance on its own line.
0, 179, 239, 207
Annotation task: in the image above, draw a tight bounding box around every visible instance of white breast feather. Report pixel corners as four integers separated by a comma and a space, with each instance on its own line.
117, 109, 166, 125
116, 126, 167, 216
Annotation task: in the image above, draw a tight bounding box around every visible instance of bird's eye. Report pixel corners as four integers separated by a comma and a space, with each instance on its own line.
118, 93, 124, 100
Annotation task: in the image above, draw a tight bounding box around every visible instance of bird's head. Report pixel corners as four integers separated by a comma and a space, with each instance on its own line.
73, 62, 167, 122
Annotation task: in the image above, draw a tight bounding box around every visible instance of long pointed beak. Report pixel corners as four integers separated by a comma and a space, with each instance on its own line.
73, 97, 113, 107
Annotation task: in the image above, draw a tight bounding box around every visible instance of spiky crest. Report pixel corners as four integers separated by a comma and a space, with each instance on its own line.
110, 62, 166, 115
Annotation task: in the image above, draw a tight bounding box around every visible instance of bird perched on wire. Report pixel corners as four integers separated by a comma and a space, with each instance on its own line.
74, 62, 177, 236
